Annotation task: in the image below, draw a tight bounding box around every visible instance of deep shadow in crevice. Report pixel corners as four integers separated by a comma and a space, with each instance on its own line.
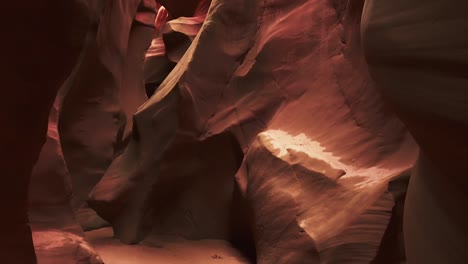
371, 172, 410, 264
145, 130, 256, 264
228, 180, 257, 263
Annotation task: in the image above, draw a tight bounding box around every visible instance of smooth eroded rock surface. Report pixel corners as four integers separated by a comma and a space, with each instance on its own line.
90, 0, 418, 263
362, 0, 468, 262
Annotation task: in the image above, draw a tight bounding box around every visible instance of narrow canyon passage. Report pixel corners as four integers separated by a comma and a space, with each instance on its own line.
1, 0, 467, 263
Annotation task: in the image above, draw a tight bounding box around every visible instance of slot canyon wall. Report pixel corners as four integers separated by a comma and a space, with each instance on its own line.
1, 0, 90, 263
361, 1, 468, 263
1, 0, 466, 263
87, 0, 418, 262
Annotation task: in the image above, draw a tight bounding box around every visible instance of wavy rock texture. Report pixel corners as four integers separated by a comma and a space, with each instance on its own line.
58, 0, 157, 217
89, 0, 418, 263
25, 1, 107, 263
362, 0, 468, 263
28, 46, 105, 264
144, 1, 210, 97
144, 6, 173, 93
237, 131, 413, 264
28, 0, 213, 262
28, 0, 158, 262
11, 0, 466, 263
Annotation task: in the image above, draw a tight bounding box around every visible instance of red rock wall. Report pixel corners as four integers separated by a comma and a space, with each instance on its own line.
88, 0, 418, 263
13, 0, 467, 263
362, 0, 468, 262
27, 0, 157, 262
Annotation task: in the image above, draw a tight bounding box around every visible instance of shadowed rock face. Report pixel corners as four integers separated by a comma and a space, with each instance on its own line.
88, 0, 418, 262
0, 0, 89, 263
58, 0, 157, 216
19, 0, 467, 263
28, 0, 209, 226
27, 0, 159, 262
158, 0, 202, 18
371, 172, 409, 264
26, 0, 212, 262
362, 0, 468, 263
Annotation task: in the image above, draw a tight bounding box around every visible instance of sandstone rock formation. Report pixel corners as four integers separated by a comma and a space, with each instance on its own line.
144, 6, 173, 97
28, 47, 105, 263
361, 0, 468, 263
5, 0, 465, 263
27, 0, 159, 262
59, 0, 158, 217
144, 1, 209, 96
89, 0, 419, 263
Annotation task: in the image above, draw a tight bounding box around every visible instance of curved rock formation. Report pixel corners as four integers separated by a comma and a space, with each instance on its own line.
361, 0, 468, 262
144, 1, 210, 97
17, 0, 466, 262
27, 0, 159, 262
58, 0, 157, 215
89, 0, 418, 263
144, 6, 173, 97
28, 43, 104, 264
